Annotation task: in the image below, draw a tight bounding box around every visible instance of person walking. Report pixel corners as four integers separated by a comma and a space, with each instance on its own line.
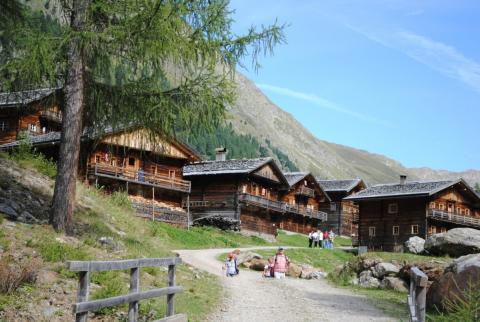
308, 231, 314, 248
273, 247, 290, 279
312, 230, 319, 248
323, 230, 329, 248
224, 253, 238, 277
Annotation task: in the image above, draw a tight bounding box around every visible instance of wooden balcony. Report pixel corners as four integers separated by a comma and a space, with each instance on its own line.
238, 193, 287, 213
427, 209, 480, 228
182, 199, 234, 208
295, 186, 315, 198
285, 204, 327, 221
89, 163, 191, 193
40, 110, 62, 123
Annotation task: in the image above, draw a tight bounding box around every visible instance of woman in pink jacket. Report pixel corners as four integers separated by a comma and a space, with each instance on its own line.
272, 247, 290, 279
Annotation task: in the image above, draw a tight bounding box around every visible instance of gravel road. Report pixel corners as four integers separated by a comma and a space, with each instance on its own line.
176, 247, 398, 322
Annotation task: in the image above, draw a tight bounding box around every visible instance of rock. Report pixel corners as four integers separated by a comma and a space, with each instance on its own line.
18, 211, 39, 224
372, 262, 399, 278
236, 251, 262, 265
427, 253, 480, 311
399, 262, 447, 283
42, 305, 58, 318
351, 277, 359, 285
424, 228, 480, 257
300, 267, 319, 279
380, 276, 408, 292
97, 236, 123, 251
247, 258, 268, 271
0, 204, 18, 219
286, 263, 302, 278
305, 271, 328, 280
358, 270, 380, 288
405, 236, 425, 254
358, 257, 381, 272
7, 200, 21, 212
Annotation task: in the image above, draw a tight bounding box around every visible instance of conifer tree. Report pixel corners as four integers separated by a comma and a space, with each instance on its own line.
1, 0, 285, 234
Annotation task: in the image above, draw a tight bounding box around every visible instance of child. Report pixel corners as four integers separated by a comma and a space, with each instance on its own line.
224, 253, 238, 277
263, 257, 274, 278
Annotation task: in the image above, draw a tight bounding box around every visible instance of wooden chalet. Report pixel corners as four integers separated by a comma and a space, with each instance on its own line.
0, 88, 63, 158
317, 179, 366, 238
345, 175, 480, 252
280, 172, 329, 234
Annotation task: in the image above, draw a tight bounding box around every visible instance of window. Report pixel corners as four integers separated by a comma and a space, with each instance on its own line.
29, 123, 37, 132
430, 202, 436, 209
242, 184, 247, 194
261, 188, 266, 196
465, 209, 470, 216
411, 225, 419, 235
330, 203, 337, 211
169, 170, 175, 178
128, 157, 135, 166
393, 226, 399, 236
368, 226, 376, 237
456, 207, 461, 214
0, 120, 8, 131
441, 227, 447, 233
95, 155, 100, 163
388, 203, 398, 214
439, 203, 445, 211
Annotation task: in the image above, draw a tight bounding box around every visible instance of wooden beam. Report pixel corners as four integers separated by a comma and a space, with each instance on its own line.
166, 264, 176, 316
74, 286, 183, 314
128, 267, 139, 322
153, 314, 188, 322
67, 257, 182, 272
76, 271, 90, 322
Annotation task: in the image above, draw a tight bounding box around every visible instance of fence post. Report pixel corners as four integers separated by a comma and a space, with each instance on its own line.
76, 271, 90, 322
167, 264, 176, 316
415, 280, 427, 322
128, 267, 140, 322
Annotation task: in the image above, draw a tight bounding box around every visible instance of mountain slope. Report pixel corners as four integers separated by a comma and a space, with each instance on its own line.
228, 73, 479, 185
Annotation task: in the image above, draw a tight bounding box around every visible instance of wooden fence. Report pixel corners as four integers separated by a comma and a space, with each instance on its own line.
66, 257, 186, 322
408, 267, 428, 322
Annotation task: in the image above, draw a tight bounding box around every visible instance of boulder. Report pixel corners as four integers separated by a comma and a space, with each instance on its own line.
247, 258, 268, 271
424, 228, 480, 257
286, 263, 302, 278
358, 257, 381, 271
0, 204, 18, 219
358, 270, 380, 288
380, 276, 408, 292
372, 262, 399, 278
405, 236, 425, 254
427, 253, 480, 311
300, 266, 319, 279
236, 251, 262, 265
399, 261, 448, 284
304, 271, 328, 280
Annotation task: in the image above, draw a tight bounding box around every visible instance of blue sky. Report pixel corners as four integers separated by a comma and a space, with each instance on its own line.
229, 0, 479, 172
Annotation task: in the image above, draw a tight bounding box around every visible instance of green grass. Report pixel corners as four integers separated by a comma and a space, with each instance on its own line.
275, 230, 352, 248
30, 238, 89, 262
363, 251, 451, 264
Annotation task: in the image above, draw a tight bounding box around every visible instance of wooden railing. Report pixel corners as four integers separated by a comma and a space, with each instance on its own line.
427, 209, 480, 228
40, 110, 62, 123
132, 202, 188, 226
296, 186, 315, 198
183, 199, 234, 209
407, 267, 428, 322
238, 193, 287, 213
67, 257, 185, 322
285, 204, 327, 221
90, 163, 191, 193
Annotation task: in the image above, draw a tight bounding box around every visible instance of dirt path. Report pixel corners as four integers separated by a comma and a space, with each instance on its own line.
176, 247, 398, 322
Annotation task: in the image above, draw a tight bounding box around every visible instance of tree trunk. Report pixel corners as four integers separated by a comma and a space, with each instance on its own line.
50, 0, 89, 234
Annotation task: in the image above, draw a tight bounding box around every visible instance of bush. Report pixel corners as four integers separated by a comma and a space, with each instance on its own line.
34, 239, 88, 262
0, 254, 40, 294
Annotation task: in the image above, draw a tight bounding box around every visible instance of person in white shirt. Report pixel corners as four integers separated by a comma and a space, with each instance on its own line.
312, 231, 319, 247
318, 229, 324, 248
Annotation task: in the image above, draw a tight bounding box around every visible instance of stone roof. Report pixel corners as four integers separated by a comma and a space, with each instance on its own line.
0, 132, 61, 149
183, 158, 273, 176
344, 180, 456, 200
0, 88, 58, 107
284, 172, 309, 186
317, 179, 363, 192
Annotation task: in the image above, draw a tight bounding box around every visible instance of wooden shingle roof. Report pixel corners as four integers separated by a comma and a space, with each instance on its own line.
317, 179, 364, 193
0, 88, 58, 108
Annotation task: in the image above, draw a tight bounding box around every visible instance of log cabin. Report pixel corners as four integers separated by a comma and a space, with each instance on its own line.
183, 149, 291, 236
345, 175, 480, 252
317, 179, 366, 238
280, 172, 330, 234
0, 88, 62, 153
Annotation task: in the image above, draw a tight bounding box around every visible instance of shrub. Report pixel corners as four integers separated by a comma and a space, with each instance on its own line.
110, 191, 132, 209
91, 276, 127, 315
0, 254, 40, 294
34, 239, 88, 262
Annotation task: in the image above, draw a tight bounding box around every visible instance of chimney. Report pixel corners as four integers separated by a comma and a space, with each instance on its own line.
215, 147, 227, 161
400, 175, 407, 185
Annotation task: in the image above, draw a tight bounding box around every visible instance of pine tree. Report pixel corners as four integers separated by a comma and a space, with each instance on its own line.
1, 0, 285, 234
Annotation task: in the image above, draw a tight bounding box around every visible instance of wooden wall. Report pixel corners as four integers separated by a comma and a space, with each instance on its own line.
240, 209, 277, 235
341, 200, 359, 237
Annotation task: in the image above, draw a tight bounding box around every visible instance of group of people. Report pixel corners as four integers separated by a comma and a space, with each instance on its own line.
308, 229, 335, 249
224, 247, 290, 279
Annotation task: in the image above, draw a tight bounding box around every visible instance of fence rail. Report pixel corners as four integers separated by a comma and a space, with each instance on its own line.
285, 204, 328, 221
67, 257, 185, 322
89, 163, 191, 193
427, 209, 480, 228
238, 193, 287, 213
408, 267, 428, 322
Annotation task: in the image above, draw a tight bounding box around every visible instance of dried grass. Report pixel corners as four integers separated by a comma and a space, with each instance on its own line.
0, 254, 40, 294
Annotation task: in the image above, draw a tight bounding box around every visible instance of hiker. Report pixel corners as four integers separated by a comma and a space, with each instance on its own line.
312, 230, 319, 248
224, 253, 238, 277
329, 230, 336, 249
323, 230, 329, 248
308, 231, 314, 248
263, 257, 274, 278
272, 247, 290, 279
318, 229, 324, 248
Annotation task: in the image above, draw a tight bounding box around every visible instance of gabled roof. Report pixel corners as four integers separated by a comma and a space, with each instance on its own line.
318, 178, 365, 193
344, 179, 479, 202
183, 157, 289, 185
0, 88, 58, 108
284, 172, 331, 201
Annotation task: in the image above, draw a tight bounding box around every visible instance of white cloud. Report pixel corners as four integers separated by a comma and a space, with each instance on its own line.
256, 83, 394, 127
344, 24, 480, 94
